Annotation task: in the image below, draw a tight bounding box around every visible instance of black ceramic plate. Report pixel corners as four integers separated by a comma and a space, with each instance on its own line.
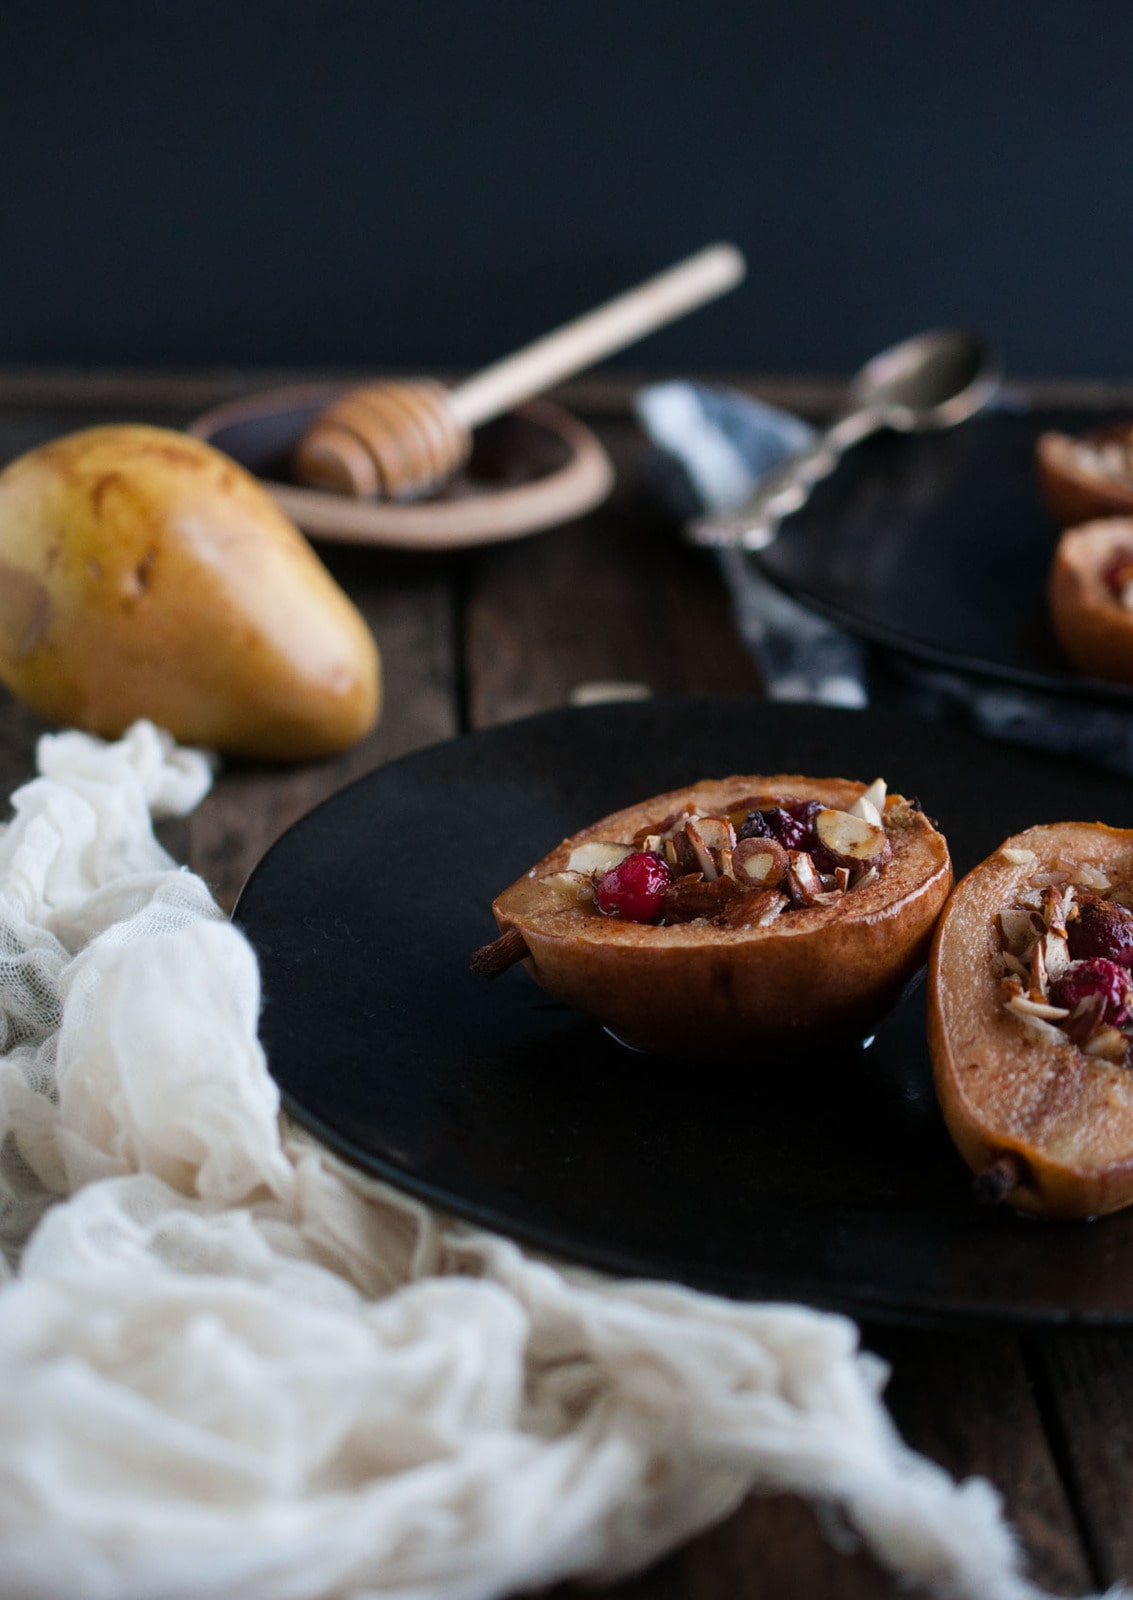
236, 700, 1133, 1327
755, 405, 1133, 707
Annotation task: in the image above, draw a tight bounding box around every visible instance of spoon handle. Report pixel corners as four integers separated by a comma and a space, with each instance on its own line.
687, 425, 864, 550
448, 243, 745, 431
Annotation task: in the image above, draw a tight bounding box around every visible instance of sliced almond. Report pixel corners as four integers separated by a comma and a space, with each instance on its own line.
543, 870, 598, 906
786, 850, 825, 906
1084, 1026, 1128, 1060
1041, 884, 1068, 938
1029, 937, 1049, 1000
999, 907, 1042, 960
757, 891, 788, 926
834, 866, 851, 893
732, 836, 789, 888
717, 886, 787, 930
714, 888, 788, 929
848, 794, 884, 827
1043, 930, 1070, 984
1072, 863, 1112, 891
632, 806, 694, 848
694, 815, 736, 856
1000, 846, 1037, 867
666, 827, 702, 876
813, 807, 890, 868
1008, 993, 1071, 1023
566, 840, 633, 875
859, 777, 887, 814
683, 820, 719, 881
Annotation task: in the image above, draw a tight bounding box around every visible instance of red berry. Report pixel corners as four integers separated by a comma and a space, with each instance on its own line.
596, 851, 672, 922
1050, 958, 1132, 1026
1067, 895, 1133, 967
1103, 546, 1133, 598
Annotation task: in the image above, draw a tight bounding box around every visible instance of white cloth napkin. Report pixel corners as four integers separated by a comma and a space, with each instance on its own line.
0, 723, 1113, 1600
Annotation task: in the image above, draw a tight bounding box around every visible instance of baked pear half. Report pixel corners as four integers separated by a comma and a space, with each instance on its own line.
1037, 424, 1133, 528
929, 823, 1133, 1218
473, 774, 952, 1060
1048, 519, 1133, 684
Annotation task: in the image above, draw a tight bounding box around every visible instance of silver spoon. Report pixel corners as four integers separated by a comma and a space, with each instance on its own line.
687, 329, 1000, 550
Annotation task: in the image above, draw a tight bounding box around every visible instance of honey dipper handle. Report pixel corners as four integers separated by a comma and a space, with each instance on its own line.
447, 242, 746, 431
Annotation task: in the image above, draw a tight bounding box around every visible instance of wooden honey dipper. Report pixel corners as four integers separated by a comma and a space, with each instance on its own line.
294, 242, 745, 500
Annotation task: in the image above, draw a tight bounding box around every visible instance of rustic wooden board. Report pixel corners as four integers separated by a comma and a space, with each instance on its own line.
1035, 1331, 1133, 1591
464, 418, 764, 726
566, 1494, 910, 1599
874, 1328, 1094, 1596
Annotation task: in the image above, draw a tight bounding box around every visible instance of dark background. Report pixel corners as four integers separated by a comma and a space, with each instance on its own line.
0, 2, 1129, 379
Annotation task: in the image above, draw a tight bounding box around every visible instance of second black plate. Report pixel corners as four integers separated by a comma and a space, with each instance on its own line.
236, 701, 1133, 1327
756, 405, 1133, 706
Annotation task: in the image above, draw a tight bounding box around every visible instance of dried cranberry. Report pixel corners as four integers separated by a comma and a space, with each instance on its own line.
735, 798, 843, 872
1050, 958, 1133, 1026
784, 799, 845, 870
738, 804, 813, 852
737, 809, 774, 841
782, 798, 822, 826
1103, 546, 1133, 598
1067, 894, 1133, 967
596, 851, 672, 922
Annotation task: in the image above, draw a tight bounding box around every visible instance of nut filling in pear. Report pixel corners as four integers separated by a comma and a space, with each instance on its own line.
472, 774, 952, 1060
928, 824, 1133, 1218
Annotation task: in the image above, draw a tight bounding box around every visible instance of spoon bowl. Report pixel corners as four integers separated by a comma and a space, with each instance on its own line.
848, 329, 999, 432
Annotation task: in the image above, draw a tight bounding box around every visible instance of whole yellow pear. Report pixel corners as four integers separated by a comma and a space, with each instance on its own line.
0, 425, 381, 760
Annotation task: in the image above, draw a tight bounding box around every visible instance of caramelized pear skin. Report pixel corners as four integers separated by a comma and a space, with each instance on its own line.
489, 774, 952, 1061
929, 823, 1133, 1218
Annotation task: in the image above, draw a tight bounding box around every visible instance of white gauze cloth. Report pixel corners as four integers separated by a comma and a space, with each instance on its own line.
0, 723, 1116, 1600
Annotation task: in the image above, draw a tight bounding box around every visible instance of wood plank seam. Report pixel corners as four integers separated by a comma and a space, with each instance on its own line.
1022, 1334, 1110, 1591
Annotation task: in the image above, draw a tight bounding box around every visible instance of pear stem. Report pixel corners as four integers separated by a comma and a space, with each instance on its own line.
470, 926, 530, 979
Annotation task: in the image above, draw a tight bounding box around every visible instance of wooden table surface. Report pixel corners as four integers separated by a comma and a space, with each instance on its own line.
1, 370, 1129, 1600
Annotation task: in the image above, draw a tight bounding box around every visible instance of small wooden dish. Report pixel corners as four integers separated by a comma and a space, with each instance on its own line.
188, 384, 614, 551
